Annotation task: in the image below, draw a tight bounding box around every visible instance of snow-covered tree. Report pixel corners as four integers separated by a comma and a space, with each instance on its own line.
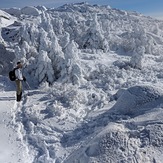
63, 40, 83, 85
38, 27, 50, 52
130, 46, 145, 69
48, 31, 65, 80
119, 25, 148, 56
40, 11, 51, 31
35, 50, 54, 84
51, 15, 63, 35
59, 31, 70, 49
14, 45, 27, 64
14, 45, 22, 61
82, 13, 109, 52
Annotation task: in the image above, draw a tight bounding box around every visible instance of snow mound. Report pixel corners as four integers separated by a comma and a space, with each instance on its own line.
54, 2, 110, 13
0, 10, 11, 19
65, 120, 163, 163
112, 85, 163, 115
36, 6, 47, 12
64, 123, 128, 163
3, 8, 21, 17
64, 86, 163, 163
21, 6, 41, 16
4, 6, 44, 17
0, 9, 16, 27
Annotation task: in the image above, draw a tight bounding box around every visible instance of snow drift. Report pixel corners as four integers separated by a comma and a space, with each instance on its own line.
0, 9, 16, 27
21, 6, 41, 16
112, 85, 163, 115
64, 85, 163, 163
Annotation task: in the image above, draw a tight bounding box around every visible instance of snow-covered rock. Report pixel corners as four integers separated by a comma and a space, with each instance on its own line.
21, 6, 41, 16
112, 85, 163, 115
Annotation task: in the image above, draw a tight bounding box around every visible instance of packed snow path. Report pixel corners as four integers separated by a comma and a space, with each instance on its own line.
0, 91, 28, 163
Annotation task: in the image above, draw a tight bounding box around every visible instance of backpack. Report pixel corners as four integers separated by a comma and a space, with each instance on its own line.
9, 68, 18, 81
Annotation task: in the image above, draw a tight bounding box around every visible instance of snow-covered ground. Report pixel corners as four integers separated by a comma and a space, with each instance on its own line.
0, 90, 28, 163
1, 2, 163, 163
1, 51, 163, 162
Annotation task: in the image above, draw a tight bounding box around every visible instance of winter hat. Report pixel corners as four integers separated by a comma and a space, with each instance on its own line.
17, 61, 21, 65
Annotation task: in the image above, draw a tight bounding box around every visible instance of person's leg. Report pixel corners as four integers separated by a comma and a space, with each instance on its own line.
15, 80, 22, 101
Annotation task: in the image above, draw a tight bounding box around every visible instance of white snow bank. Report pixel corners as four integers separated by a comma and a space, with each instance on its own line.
0, 90, 28, 163
65, 116, 163, 163
112, 85, 163, 115
0, 9, 16, 27
3, 7, 21, 17
3, 79, 163, 163
64, 84, 163, 163
0, 9, 12, 19
4, 6, 43, 17
21, 6, 41, 16
64, 123, 129, 163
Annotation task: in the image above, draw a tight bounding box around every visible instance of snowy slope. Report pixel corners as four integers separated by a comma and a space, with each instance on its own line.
1, 68, 163, 162
0, 2, 163, 163
0, 9, 16, 28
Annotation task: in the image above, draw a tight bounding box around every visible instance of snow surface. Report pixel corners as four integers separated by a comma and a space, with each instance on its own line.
0, 9, 17, 28
1, 2, 163, 163
21, 6, 41, 16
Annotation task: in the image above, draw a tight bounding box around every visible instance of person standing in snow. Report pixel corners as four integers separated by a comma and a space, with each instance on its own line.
15, 61, 26, 102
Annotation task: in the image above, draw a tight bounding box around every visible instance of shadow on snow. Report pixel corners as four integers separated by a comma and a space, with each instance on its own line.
60, 96, 163, 148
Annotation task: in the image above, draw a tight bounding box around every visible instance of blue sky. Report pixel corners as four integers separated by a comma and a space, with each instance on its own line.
0, 0, 163, 19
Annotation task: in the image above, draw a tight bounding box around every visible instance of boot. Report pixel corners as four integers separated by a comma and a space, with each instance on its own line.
16, 92, 22, 102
